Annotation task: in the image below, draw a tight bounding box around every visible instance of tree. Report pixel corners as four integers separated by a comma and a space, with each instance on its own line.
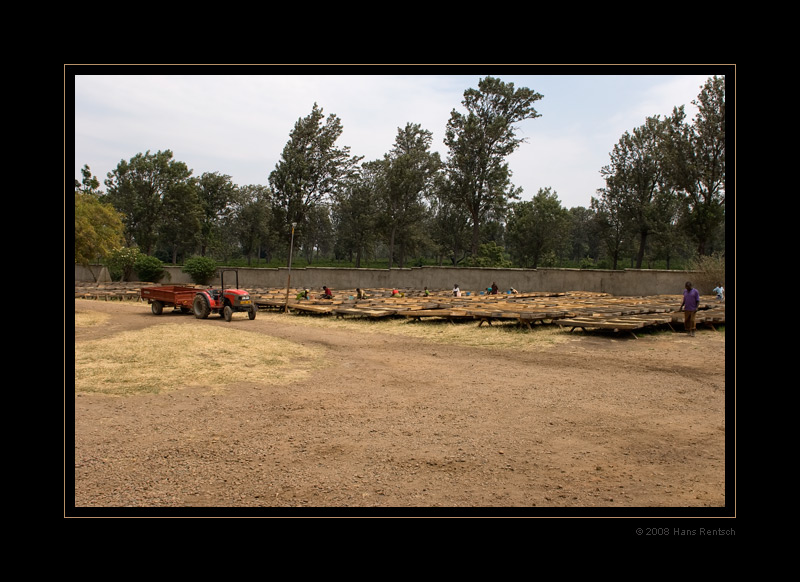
301, 203, 334, 264
195, 172, 237, 257
182, 256, 217, 285
664, 76, 726, 255
645, 181, 687, 269
230, 185, 272, 266
269, 103, 362, 253
133, 254, 165, 282
331, 165, 380, 268
75, 164, 125, 280
159, 180, 202, 264
75, 164, 101, 196
467, 241, 511, 268
105, 247, 142, 282
74, 190, 124, 269
600, 115, 673, 268
506, 187, 570, 268
444, 76, 543, 256
378, 123, 441, 269
431, 196, 471, 266
427, 173, 472, 266
104, 150, 193, 254
566, 206, 602, 265
591, 187, 629, 270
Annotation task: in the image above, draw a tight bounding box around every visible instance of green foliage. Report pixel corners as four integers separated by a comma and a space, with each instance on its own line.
664, 76, 726, 256
331, 166, 380, 268
106, 247, 142, 281
380, 123, 442, 268
465, 241, 511, 268
134, 254, 166, 283
687, 252, 725, 295
74, 191, 125, 266
77, 76, 724, 273
444, 76, 543, 255
74, 166, 125, 266
104, 150, 193, 254
182, 256, 218, 285
269, 103, 363, 250
506, 188, 570, 268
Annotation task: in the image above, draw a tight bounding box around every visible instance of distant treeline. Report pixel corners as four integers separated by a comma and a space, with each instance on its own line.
75, 76, 725, 274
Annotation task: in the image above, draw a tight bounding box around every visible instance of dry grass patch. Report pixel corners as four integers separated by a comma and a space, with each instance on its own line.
75, 308, 110, 328
263, 311, 569, 350
74, 323, 323, 396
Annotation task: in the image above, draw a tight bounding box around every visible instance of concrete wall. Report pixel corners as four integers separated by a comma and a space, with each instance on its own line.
75, 264, 111, 282
76, 264, 700, 296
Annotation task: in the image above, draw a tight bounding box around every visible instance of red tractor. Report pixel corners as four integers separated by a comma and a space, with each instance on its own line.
193, 269, 257, 321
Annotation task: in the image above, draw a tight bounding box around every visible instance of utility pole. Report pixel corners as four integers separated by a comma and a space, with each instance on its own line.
284, 222, 296, 313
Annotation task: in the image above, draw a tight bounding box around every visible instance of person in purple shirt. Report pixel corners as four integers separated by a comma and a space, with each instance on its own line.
680, 281, 701, 337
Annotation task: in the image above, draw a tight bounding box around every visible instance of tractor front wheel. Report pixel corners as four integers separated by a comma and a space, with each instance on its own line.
193, 295, 210, 319
223, 305, 233, 322
249, 305, 257, 320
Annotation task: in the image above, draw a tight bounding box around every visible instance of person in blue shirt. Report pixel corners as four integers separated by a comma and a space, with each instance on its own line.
712, 284, 725, 302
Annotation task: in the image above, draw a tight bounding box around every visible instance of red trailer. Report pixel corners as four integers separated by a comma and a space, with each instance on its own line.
140, 285, 198, 315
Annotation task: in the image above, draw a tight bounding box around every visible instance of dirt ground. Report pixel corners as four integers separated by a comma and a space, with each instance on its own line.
69, 298, 729, 516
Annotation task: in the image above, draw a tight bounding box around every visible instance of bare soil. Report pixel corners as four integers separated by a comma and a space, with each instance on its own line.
69, 299, 729, 516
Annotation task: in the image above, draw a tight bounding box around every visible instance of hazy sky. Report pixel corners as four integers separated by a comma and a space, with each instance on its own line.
72, 67, 722, 210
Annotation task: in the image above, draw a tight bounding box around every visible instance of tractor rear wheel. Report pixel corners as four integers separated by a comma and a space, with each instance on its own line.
193, 295, 210, 319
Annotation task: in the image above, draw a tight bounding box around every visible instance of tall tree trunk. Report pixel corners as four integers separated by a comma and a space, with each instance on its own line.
471, 217, 481, 257
388, 225, 397, 269
635, 231, 648, 269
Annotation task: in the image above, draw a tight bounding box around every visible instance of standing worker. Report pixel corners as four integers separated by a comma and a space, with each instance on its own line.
680, 281, 701, 337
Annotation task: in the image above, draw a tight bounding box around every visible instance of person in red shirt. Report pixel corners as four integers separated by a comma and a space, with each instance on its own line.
680, 281, 701, 337
322, 286, 333, 299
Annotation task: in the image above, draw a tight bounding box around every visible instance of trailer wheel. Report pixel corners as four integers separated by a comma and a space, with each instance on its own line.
249, 305, 257, 320
223, 305, 233, 322
193, 295, 210, 319
151, 301, 163, 315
